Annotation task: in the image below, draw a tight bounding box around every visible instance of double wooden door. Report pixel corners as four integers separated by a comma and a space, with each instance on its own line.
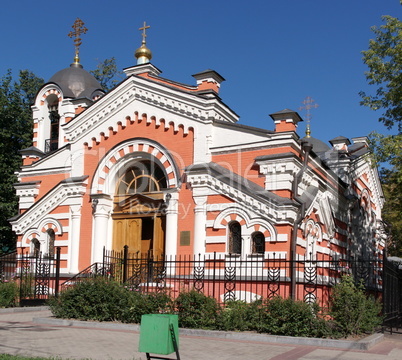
112, 215, 165, 258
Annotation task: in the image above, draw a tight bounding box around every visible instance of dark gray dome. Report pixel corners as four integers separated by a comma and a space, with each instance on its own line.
301, 136, 330, 153
48, 63, 104, 99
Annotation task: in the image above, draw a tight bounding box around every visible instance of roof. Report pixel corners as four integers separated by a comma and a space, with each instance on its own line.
48, 63, 104, 99
300, 136, 330, 153
186, 162, 296, 207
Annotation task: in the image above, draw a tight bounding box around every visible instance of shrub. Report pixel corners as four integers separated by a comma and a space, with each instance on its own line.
120, 291, 173, 324
218, 300, 263, 332
330, 275, 382, 336
175, 290, 220, 329
258, 296, 331, 337
48, 277, 130, 321
0, 281, 18, 308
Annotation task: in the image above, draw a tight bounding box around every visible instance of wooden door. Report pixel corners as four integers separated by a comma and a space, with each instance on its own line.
112, 218, 142, 253
153, 216, 165, 259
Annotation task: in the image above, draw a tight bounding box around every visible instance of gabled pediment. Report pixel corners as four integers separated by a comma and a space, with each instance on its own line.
186, 162, 298, 224
62, 74, 239, 147
10, 176, 88, 234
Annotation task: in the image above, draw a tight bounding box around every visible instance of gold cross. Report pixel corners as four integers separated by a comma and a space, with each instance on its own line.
68, 18, 88, 59
139, 21, 150, 43
299, 96, 319, 123
299, 96, 319, 138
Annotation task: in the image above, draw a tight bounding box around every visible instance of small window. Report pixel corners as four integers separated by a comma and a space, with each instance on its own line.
228, 221, 242, 254
47, 229, 55, 258
31, 238, 40, 257
252, 232, 265, 254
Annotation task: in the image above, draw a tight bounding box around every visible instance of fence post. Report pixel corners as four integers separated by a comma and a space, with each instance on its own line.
102, 246, 106, 276
212, 252, 216, 300
123, 245, 129, 283
54, 247, 61, 298
290, 250, 296, 300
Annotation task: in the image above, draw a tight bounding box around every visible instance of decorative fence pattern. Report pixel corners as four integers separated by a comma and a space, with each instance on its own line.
0, 249, 60, 305
382, 256, 402, 331
95, 248, 384, 310
2, 246, 401, 330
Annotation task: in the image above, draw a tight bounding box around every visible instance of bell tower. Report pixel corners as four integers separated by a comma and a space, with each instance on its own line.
25, 18, 104, 160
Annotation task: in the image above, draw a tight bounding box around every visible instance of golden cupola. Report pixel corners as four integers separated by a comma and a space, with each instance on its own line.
135, 22, 152, 64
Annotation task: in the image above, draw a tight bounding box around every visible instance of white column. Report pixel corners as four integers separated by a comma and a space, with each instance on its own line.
193, 195, 207, 257
69, 205, 81, 273
37, 117, 44, 152
165, 193, 179, 259
91, 195, 112, 264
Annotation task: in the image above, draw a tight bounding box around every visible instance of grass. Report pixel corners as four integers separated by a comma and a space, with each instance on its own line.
0, 356, 140, 360
0, 356, 64, 360
0, 356, 98, 360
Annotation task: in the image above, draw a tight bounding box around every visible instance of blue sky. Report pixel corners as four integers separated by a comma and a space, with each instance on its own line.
1, 0, 401, 144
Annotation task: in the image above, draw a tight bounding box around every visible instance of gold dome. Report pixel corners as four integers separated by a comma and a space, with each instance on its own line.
135, 43, 152, 61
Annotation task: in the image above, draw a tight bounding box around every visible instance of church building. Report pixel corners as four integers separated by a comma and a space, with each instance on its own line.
10, 20, 384, 295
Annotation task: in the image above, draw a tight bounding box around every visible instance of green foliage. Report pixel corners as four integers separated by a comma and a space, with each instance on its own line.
90, 57, 123, 92
0, 70, 44, 254
360, 15, 402, 131
369, 132, 402, 256
120, 290, 173, 324
48, 277, 130, 321
48, 277, 382, 339
360, 12, 402, 256
0, 356, 60, 360
0, 281, 18, 308
215, 297, 331, 337
330, 275, 382, 336
218, 300, 263, 332
174, 290, 221, 329
0, 356, 93, 360
49, 278, 173, 323
260, 296, 330, 337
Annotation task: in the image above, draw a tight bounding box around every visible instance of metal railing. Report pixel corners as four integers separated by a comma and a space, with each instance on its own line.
101, 248, 383, 310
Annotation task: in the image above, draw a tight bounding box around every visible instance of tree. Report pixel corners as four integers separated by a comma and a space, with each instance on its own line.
0, 70, 44, 253
360, 12, 402, 256
90, 57, 123, 92
369, 132, 402, 256
360, 15, 402, 131
0, 58, 119, 254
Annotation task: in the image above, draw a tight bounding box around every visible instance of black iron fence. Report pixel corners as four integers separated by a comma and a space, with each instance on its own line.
3, 245, 400, 329
383, 256, 402, 332
0, 248, 61, 306
88, 248, 384, 311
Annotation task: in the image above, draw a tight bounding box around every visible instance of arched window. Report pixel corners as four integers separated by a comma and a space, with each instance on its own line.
305, 221, 321, 261
46, 229, 55, 258
116, 160, 167, 195
228, 221, 242, 255
45, 96, 60, 153
31, 238, 40, 257
251, 232, 265, 254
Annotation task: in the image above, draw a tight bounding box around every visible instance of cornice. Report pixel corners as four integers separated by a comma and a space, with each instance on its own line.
186, 171, 298, 224
10, 176, 88, 234
63, 76, 239, 144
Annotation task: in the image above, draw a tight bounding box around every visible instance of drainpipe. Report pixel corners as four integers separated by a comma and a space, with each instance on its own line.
290, 141, 313, 300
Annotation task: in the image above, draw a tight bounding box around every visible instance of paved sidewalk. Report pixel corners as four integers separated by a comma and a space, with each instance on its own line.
0, 308, 401, 360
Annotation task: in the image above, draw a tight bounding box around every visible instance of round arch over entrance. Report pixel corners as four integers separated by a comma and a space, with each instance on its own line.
91, 138, 180, 195
112, 158, 168, 257
91, 138, 181, 259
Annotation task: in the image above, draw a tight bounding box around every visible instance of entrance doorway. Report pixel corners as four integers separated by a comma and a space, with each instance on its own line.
112, 160, 167, 258
112, 213, 165, 258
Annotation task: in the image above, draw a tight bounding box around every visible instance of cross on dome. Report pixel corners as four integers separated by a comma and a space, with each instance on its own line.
299, 96, 319, 138
135, 21, 152, 64
139, 21, 150, 44
68, 18, 88, 65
